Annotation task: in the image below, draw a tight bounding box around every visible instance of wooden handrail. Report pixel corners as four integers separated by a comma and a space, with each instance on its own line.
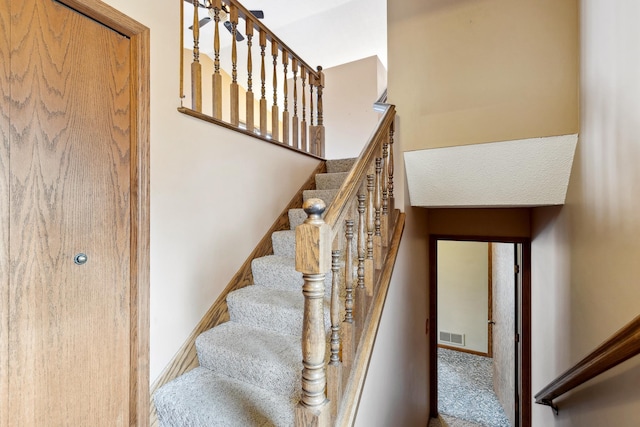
535, 314, 640, 413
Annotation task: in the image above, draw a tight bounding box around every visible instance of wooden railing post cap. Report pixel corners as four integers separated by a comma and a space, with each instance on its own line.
296, 198, 332, 274
316, 66, 325, 86
303, 198, 325, 224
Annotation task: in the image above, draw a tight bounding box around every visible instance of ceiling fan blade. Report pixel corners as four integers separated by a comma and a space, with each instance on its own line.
249, 10, 264, 19
183, 0, 207, 8
223, 20, 245, 42
189, 17, 212, 30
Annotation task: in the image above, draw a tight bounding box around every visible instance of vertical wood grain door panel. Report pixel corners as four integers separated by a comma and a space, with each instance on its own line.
0, 0, 10, 425
8, 0, 132, 424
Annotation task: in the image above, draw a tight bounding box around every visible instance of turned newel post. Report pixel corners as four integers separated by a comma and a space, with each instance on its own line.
295, 199, 331, 427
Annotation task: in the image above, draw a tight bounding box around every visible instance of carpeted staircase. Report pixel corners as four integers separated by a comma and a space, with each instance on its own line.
154, 158, 356, 427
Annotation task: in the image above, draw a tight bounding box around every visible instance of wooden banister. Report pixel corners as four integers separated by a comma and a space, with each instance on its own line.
294, 101, 399, 426
535, 314, 640, 413
179, 0, 324, 157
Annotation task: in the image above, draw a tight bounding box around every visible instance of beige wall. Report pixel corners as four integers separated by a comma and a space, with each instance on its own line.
322, 56, 387, 159
99, 0, 320, 383
437, 241, 489, 353
389, 0, 579, 151
355, 206, 430, 426
530, 1, 640, 426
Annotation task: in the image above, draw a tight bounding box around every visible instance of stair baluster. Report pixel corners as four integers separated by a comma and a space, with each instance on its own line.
381, 143, 389, 247
328, 249, 343, 421
309, 70, 315, 153
292, 59, 299, 149
356, 192, 368, 335
301, 69, 307, 152
342, 220, 355, 370
191, 0, 202, 112
374, 158, 383, 269
259, 29, 267, 136
388, 122, 395, 203
365, 174, 374, 296
295, 199, 330, 427
271, 40, 279, 141
244, 16, 254, 131
282, 50, 290, 145
229, 4, 239, 126
211, 0, 222, 119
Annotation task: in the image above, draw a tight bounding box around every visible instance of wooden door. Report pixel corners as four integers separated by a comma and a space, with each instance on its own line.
0, 0, 10, 424
1, 0, 150, 425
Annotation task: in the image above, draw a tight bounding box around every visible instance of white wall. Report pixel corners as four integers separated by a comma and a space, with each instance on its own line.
98, 0, 320, 383
437, 241, 489, 354
323, 56, 386, 160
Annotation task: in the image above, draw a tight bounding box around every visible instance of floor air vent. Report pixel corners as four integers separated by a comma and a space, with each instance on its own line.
439, 331, 465, 346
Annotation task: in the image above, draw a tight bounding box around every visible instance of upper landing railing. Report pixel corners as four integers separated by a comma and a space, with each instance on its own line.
535, 313, 640, 414
179, 0, 325, 158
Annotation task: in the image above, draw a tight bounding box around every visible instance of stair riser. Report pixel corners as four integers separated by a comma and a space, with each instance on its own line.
227, 290, 331, 337
196, 324, 302, 399
251, 256, 333, 298
315, 172, 349, 190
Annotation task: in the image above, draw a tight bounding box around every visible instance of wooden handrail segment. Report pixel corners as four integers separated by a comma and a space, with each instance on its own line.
534, 314, 640, 413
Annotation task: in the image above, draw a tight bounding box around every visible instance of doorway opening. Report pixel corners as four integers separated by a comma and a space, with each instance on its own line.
429, 236, 531, 427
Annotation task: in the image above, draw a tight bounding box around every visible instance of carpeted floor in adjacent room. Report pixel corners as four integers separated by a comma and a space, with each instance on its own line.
430, 347, 511, 427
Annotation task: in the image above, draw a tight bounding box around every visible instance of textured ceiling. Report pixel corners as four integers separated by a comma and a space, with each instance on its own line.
404, 135, 579, 208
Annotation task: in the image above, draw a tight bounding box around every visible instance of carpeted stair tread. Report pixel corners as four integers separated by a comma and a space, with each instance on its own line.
154, 366, 295, 427
326, 158, 356, 173
196, 322, 302, 398
302, 188, 339, 206
271, 230, 296, 258
251, 255, 332, 296
227, 286, 330, 336
315, 172, 349, 190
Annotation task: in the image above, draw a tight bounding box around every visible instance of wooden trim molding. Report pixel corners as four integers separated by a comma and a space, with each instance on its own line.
488, 242, 493, 358
429, 235, 532, 427
336, 212, 406, 427
438, 344, 489, 358
149, 161, 325, 426
178, 107, 324, 160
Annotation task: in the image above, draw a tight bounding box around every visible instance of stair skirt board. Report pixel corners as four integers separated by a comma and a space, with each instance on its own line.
153, 159, 359, 427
